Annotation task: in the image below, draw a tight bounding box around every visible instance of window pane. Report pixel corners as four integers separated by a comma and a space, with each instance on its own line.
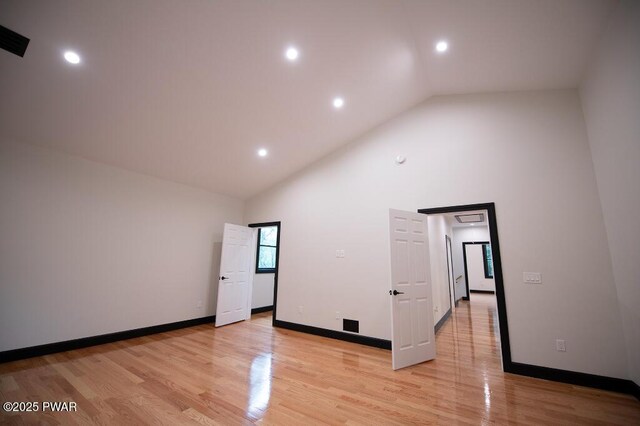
258, 246, 276, 270
483, 244, 494, 278
259, 226, 278, 246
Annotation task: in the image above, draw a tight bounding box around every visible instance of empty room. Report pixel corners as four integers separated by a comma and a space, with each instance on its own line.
1, 0, 639, 424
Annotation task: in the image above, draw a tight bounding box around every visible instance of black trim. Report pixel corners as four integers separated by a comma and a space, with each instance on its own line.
506, 362, 640, 399
248, 221, 281, 327
419, 203, 513, 373
251, 305, 273, 315
434, 307, 452, 333
633, 381, 640, 400
470, 289, 495, 294
274, 320, 391, 350
0, 316, 214, 364
445, 235, 454, 310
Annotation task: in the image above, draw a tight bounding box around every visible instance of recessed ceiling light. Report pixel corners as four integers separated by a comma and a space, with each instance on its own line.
64, 50, 81, 64
285, 46, 299, 62
435, 40, 448, 53
333, 97, 344, 109
257, 148, 268, 157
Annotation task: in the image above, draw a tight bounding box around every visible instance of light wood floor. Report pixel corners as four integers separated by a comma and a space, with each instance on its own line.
1, 295, 638, 425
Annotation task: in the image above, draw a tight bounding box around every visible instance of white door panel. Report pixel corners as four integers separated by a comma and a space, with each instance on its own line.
389, 209, 436, 370
215, 223, 255, 327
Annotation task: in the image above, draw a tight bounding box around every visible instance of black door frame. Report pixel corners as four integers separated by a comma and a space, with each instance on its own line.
445, 235, 456, 307
417, 202, 512, 370
462, 241, 490, 300
248, 221, 281, 327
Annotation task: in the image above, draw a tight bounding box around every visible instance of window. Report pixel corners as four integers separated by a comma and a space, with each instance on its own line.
483, 243, 494, 279
256, 226, 278, 273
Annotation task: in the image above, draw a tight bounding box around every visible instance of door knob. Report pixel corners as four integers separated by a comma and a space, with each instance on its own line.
220, 276, 229, 280
389, 289, 404, 296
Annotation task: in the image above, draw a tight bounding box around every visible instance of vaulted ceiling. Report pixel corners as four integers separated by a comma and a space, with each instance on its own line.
0, 0, 614, 198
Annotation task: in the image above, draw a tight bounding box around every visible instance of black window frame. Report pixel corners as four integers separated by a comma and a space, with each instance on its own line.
255, 226, 277, 274
483, 243, 494, 279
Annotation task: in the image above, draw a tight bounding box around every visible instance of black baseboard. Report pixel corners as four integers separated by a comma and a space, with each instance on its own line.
506, 362, 640, 399
0, 315, 215, 364
274, 320, 391, 350
251, 305, 274, 315
4, 313, 637, 401
470, 289, 495, 294
434, 307, 452, 334
632, 381, 640, 400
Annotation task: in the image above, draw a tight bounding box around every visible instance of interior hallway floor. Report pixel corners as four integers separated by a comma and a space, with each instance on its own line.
1, 295, 638, 424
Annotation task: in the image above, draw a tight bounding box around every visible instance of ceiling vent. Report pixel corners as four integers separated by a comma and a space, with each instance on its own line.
455, 213, 484, 223
0, 25, 30, 57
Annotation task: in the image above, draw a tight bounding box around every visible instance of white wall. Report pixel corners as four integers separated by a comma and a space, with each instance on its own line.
465, 244, 495, 292
580, 0, 640, 385
246, 89, 628, 379
0, 140, 244, 352
451, 225, 491, 300
252, 273, 274, 309
427, 215, 453, 324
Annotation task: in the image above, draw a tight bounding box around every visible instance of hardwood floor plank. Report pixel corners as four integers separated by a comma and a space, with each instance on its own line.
1, 294, 638, 425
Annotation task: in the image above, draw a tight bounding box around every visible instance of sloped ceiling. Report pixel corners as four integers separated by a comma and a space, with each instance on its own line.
0, 0, 614, 198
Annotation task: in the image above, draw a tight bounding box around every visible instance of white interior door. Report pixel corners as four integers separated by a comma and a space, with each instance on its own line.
215, 223, 255, 327
389, 209, 436, 370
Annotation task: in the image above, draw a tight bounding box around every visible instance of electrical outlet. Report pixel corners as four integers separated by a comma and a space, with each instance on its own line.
335, 311, 340, 319
556, 339, 566, 352
336, 249, 345, 258
298, 305, 303, 314
196, 300, 203, 309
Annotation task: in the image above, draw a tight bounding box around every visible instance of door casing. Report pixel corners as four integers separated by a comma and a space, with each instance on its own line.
417, 202, 512, 370
248, 221, 281, 327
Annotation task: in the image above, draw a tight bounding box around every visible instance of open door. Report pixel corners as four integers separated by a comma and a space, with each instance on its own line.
215, 223, 255, 327
389, 209, 436, 370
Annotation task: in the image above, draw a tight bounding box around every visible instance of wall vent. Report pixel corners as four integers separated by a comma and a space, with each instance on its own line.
343, 319, 359, 333
0, 25, 30, 57
455, 213, 484, 223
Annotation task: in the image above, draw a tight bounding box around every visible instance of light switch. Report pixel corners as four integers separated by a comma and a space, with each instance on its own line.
523, 272, 542, 284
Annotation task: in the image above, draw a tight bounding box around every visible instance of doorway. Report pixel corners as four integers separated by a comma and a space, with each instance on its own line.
463, 241, 495, 297
248, 222, 281, 327
417, 203, 512, 369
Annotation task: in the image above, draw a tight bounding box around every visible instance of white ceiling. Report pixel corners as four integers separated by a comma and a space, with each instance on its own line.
0, 0, 614, 199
